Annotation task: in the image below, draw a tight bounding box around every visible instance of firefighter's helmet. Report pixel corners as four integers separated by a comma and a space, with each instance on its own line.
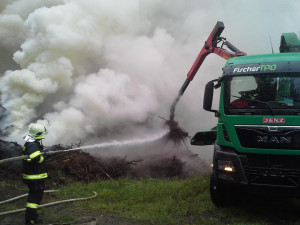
28, 123, 47, 140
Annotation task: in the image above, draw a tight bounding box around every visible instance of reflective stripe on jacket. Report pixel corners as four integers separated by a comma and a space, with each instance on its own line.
26, 202, 39, 209
22, 141, 48, 181
23, 173, 48, 180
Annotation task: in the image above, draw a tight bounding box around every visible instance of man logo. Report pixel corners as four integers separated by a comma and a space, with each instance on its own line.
257, 136, 292, 144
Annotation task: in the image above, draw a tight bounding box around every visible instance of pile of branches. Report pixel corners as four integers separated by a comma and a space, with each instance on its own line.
0, 163, 22, 181
0, 141, 191, 184
104, 157, 142, 179
148, 156, 185, 178
0, 140, 22, 180
46, 149, 139, 184
47, 151, 103, 183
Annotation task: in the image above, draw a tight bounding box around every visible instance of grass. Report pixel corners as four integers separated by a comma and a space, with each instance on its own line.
1, 175, 300, 224
58, 175, 212, 224
53, 175, 300, 225
0, 180, 27, 212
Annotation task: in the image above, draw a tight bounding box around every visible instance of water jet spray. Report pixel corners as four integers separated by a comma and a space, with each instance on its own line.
0, 130, 168, 164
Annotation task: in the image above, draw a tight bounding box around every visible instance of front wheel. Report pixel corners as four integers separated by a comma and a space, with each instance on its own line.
210, 173, 226, 206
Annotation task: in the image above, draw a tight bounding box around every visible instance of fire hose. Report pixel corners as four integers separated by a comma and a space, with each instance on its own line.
0, 148, 83, 165
0, 150, 98, 217
0, 191, 97, 216
0, 190, 58, 205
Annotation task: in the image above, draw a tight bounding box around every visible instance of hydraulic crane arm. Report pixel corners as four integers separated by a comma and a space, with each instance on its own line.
181, 21, 246, 94
186, 21, 227, 82
170, 21, 246, 121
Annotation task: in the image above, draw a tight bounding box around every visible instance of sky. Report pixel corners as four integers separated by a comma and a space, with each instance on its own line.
0, 0, 299, 161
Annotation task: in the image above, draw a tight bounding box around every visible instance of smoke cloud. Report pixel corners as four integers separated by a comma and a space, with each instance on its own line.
1, 0, 300, 162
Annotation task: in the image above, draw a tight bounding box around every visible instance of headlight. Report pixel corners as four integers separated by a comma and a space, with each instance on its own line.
217, 160, 235, 172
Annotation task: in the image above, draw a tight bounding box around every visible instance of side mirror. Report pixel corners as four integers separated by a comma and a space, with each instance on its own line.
191, 130, 217, 145
203, 79, 219, 116
203, 81, 214, 111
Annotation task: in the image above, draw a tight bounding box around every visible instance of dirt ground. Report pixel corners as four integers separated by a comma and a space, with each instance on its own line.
1, 212, 141, 225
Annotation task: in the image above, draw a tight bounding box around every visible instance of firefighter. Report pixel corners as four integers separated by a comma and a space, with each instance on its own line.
22, 123, 48, 224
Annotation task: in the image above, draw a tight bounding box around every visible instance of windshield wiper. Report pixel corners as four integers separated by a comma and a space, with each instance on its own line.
232, 95, 275, 115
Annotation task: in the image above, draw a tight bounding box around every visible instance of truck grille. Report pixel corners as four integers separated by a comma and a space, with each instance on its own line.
235, 125, 300, 149
241, 154, 300, 187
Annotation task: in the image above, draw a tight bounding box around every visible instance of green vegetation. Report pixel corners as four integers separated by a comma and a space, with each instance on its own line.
56, 175, 212, 224
1, 175, 300, 224
52, 175, 300, 225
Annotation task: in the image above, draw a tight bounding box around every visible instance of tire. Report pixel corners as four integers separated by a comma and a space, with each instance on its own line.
210, 173, 226, 206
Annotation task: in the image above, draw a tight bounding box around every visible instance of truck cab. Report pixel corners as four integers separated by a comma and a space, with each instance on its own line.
192, 33, 300, 205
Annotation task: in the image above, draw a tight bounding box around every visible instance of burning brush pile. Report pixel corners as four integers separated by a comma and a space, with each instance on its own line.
0, 103, 202, 184
46, 150, 139, 183
0, 140, 22, 180
0, 140, 187, 184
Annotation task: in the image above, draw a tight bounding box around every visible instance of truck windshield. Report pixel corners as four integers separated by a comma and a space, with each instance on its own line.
224, 73, 300, 115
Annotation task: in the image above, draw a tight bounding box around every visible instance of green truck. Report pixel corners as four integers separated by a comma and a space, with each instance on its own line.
190, 28, 300, 205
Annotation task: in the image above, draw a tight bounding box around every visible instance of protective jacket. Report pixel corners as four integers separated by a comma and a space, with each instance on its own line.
22, 136, 48, 181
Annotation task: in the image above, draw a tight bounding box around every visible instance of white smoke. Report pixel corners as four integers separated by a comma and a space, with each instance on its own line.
0, 0, 300, 154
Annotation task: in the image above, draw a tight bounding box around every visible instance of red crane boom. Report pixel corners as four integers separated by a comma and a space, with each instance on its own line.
170, 21, 246, 121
